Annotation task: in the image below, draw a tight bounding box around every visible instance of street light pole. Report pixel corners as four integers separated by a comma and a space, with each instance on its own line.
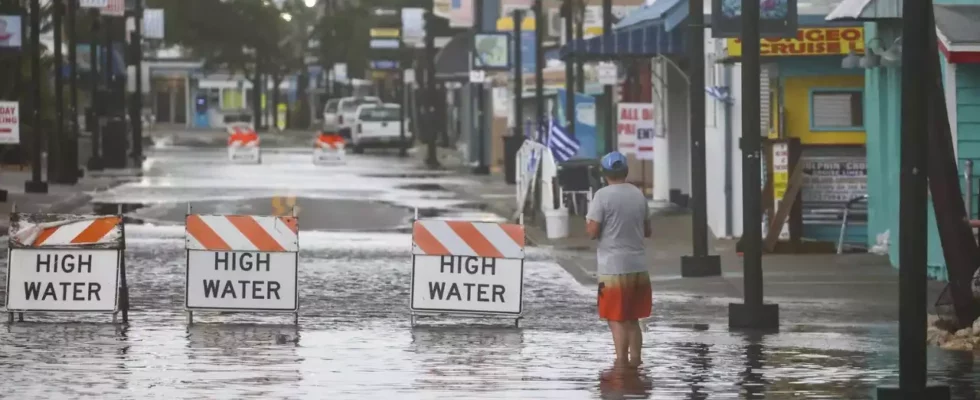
601, 0, 613, 154
423, 4, 439, 169
129, 0, 144, 169
25, 0, 47, 194
66, 0, 79, 184
87, 8, 103, 172
50, 0, 65, 184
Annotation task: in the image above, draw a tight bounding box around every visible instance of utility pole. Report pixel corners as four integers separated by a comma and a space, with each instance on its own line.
398, 6, 407, 157
50, 0, 64, 183
252, 55, 263, 130
129, 0, 144, 169
680, 0, 721, 276
601, 0, 613, 154
533, 0, 543, 140
423, 3, 439, 169
25, 0, 47, 194
472, 0, 487, 175
512, 8, 523, 140
66, 0, 79, 184
574, 1, 584, 92
728, 0, 778, 331
87, 8, 103, 172
562, 0, 575, 138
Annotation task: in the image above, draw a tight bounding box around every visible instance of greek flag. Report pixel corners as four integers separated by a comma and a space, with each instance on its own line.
546, 118, 580, 163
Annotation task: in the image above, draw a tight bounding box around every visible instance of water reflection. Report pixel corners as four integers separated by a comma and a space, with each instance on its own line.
739, 334, 768, 399
598, 365, 654, 399
183, 324, 304, 396
680, 342, 712, 400
409, 325, 527, 393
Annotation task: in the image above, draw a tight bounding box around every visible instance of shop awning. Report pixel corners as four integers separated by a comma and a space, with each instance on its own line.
825, 0, 902, 21
614, 0, 688, 32
434, 30, 473, 81
935, 4, 980, 64
558, 24, 684, 61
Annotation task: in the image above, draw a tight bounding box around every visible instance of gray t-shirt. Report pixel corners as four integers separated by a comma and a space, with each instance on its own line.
586, 183, 649, 275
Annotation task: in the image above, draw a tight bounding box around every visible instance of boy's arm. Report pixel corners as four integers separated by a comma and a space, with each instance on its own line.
586, 194, 603, 240
644, 200, 651, 238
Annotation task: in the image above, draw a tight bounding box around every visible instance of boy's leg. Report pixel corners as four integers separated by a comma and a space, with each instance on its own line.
627, 319, 643, 366
607, 320, 630, 365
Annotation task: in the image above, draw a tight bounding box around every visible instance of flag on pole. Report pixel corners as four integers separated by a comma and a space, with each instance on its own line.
546, 118, 580, 163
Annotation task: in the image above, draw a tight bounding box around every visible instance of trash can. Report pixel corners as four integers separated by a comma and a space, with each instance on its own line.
503, 132, 525, 185
544, 208, 569, 239
101, 118, 129, 169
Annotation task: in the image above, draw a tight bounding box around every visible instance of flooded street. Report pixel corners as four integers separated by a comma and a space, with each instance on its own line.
1, 142, 977, 399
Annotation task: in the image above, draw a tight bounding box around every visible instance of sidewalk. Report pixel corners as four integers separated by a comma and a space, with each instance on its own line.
0, 168, 125, 232
433, 147, 947, 326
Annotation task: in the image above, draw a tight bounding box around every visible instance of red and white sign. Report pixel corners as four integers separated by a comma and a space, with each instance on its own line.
617, 103, 655, 160
0, 101, 20, 144
101, 0, 124, 16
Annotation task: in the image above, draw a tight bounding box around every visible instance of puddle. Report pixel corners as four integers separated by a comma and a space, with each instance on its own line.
361, 173, 448, 179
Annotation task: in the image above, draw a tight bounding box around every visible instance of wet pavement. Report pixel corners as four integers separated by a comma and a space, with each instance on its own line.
1, 137, 978, 399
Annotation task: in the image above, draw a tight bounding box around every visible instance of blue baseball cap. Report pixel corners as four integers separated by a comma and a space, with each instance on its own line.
601, 151, 628, 172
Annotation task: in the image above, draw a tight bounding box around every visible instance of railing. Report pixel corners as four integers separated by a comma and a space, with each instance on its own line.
837, 195, 870, 254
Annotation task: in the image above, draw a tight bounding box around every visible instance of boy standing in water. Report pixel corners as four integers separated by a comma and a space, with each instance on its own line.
585, 151, 652, 367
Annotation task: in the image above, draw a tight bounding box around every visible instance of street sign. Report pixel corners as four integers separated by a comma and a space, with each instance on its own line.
404, 68, 415, 84
227, 124, 261, 164
469, 70, 486, 83
184, 213, 299, 314
472, 32, 510, 70
0, 15, 23, 48
597, 62, 617, 85
143, 9, 165, 39
410, 219, 525, 321
617, 103, 655, 160
101, 0, 124, 16
80, 0, 108, 8
4, 214, 124, 314
0, 101, 20, 144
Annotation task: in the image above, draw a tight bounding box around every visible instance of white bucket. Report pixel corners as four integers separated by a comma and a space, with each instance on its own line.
544, 209, 569, 239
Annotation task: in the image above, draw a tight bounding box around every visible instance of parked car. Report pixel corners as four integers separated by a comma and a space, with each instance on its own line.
337, 96, 381, 139
350, 103, 410, 153
321, 98, 341, 132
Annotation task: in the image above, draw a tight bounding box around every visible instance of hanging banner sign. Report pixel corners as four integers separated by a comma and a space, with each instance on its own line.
80, 0, 109, 8
617, 103, 655, 160
184, 214, 299, 312
410, 220, 525, 316
0, 101, 20, 144
727, 27, 865, 57
4, 214, 124, 313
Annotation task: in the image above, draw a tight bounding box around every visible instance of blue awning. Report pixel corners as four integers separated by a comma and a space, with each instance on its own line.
615, 0, 688, 31
558, 24, 684, 61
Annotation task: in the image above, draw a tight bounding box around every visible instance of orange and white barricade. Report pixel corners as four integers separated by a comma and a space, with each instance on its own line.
409, 212, 526, 326
184, 206, 299, 323
4, 211, 129, 323
313, 132, 346, 165
227, 123, 261, 163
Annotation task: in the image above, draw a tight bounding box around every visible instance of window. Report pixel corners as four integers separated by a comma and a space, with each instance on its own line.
810, 90, 864, 130
358, 106, 400, 122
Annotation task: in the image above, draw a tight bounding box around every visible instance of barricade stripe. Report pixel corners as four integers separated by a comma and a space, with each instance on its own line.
499, 224, 526, 248
253, 215, 299, 250
200, 216, 259, 250
226, 216, 285, 252
71, 217, 122, 244
279, 216, 299, 234
35, 220, 93, 246
412, 221, 451, 255
32, 227, 59, 247
446, 221, 503, 258
186, 215, 231, 250
418, 220, 475, 255
473, 223, 524, 258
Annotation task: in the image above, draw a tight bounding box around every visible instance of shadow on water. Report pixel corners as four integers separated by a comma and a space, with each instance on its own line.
185, 323, 302, 349
598, 366, 654, 399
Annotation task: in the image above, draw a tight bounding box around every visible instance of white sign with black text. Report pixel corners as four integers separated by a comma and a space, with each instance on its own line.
411, 255, 523, 315
5, 249, 120, 312
0, 101, 19, 144
185, 251, 298, 311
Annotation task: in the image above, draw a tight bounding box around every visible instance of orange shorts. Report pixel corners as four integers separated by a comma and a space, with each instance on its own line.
597, 272, 652, 321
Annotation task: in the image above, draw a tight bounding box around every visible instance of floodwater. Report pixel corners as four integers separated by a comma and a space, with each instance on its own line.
1, 144, 978, 399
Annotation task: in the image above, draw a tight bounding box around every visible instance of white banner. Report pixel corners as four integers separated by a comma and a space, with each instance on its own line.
0, 101, 20, 144
185, 251, 298, 311
411, 255, 523, 315
515, 140, 545, 220
80, 0, 108, 8
0, 15, 23, 48
5, 249, 120, 312
101, 0, 124, 16
617, 103, 655, 160
143, 9, 165, 39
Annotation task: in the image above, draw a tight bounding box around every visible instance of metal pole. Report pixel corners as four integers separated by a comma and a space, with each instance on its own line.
130, 0, 143, 168
87, 9, 103, 171
423, 5, 439, 168
679, 0, 721, 277
472, 1, 487, 175
66, 0, 79, 184
563, 0, 575, 138
574, 3, 584, 93
965, 160, 974, 218
533, 0, 544, 139
51, 0, 64, 184
729, 0, 778, 331
601, 0, 613, 154
513, 9, 523, 138
398, 7, 407, 157
898, 0, 930, 394
25, 0, 47, 194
